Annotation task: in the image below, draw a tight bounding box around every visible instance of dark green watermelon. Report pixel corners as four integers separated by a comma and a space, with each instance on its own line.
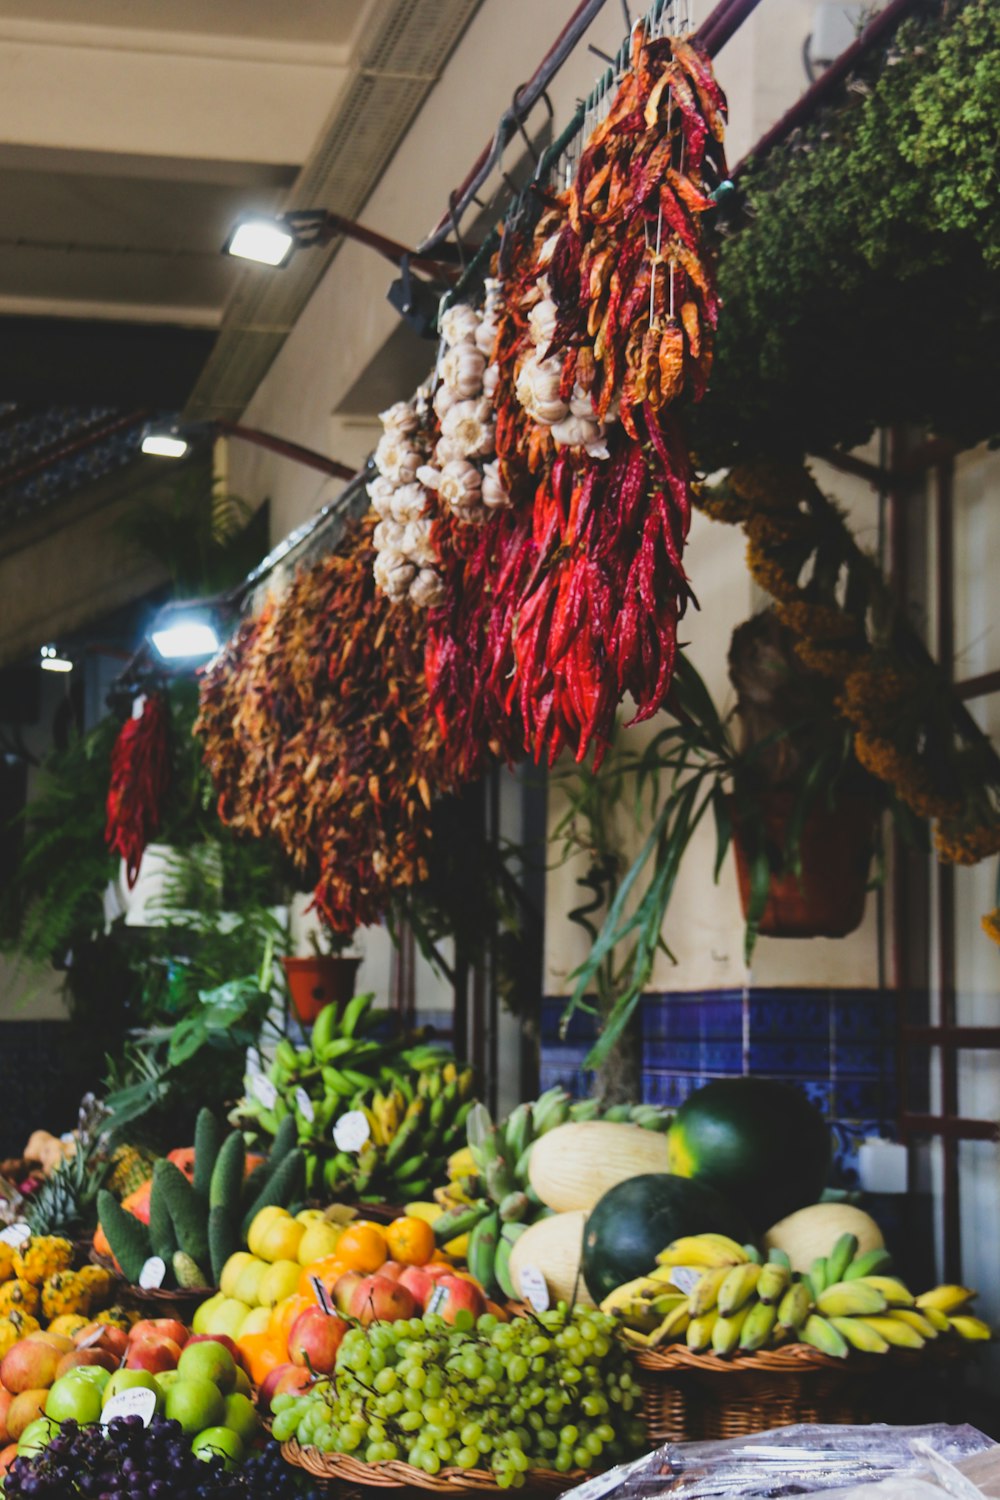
582, 1173, 751, 1302
666, 1078, 831, 1232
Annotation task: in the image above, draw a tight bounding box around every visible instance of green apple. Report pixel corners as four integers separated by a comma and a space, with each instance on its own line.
64, 1366, 111, 1394
232, 1365, 252, 1398
177, 1340, 236, 1394
17, 1417, 61, 1458
191, 1426, 244, 1471
153, 1370, 182, 1397
163, 1377, 225, 1437
103, 1369, 161, 1409
201, 1298, 251, 1342
221, 1391, 259, 1445
45, 1375, 103, 1426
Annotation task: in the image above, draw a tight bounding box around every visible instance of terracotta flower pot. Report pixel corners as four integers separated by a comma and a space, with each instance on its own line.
283, 955, 361, 1025
732, 789, 878, 940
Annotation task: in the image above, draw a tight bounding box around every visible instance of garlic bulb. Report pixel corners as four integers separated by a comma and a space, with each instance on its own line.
482, 362, 500, 401
516, 353, 569, 426
439, 303, 481, 348
568, 383, 597, 419
415, 463, 442, 492
374, 432, 422, 484
434, 435, 465, 467
528, 298, 559, 350
367, 475, 396, 518
374, 552, 416, 600
373, 519, 405, 552
401, 519, 437, 565
433, 382, 460, 422
378, 401, 420, 437
440, 342, 486, 399
481, 460, 511, 510
391, 482, 429, 523
441, 398, 495, 459
438, 459, 482, 514
475, 313, 499, 358
410, 568, 446, 609
551, 411, 608, 459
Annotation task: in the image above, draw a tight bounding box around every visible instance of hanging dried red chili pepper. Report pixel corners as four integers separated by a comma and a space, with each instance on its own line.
105, 692, 171, 887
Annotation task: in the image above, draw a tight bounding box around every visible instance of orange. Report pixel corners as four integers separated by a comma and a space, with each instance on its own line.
385, 1216, 436, 1267
237, 1330, 284, 1386
269, 1294, 314, 1357
297, 1256, 346, 1298
335, 1223, 388, 1274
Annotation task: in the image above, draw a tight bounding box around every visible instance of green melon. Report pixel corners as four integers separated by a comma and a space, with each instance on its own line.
582, 1173, 751, 1303
666, 1078, 831, 1232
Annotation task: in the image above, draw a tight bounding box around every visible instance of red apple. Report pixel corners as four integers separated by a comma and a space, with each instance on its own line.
124, 1335, 182, 1374
287, 1308, 348, 1375
433, 1274, 487, 1325
55, 1349, 118, 1379
349, 1275, 418, 1327
185, 1333, 247, 1373
0, 1389, 11, 1444
398, 1265, 435, 1310
423, 1262, 454, 1281
377, 1260, 405, 1283
0, 1341, 61, 1394
258, 1362, 315, 1414
128, 1318, 189, 1348
73, 1323, 128, 1360
332, 1270, 365, 1317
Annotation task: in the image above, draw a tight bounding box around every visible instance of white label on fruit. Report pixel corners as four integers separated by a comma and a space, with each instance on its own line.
138, 1256, 166, 1290
425, 1286, 447, 1316
295, 1087, 315, 1123
0, 1222, 31, 1247
333, 1110, 370, 1152
78, 1324, 108, 1350
518, 1264, 549, 1313
252, 1074, 278, 1109
669, 1266, 703, 1295
567, 1453, 651, 1500
102, 1388, 158, 1427
310, 1275, 333, 1315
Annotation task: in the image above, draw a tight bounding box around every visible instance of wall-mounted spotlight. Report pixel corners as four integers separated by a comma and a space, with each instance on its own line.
149, 601, 223, 662
222, 209, 462, 284
140, 422, 189, 459
40, 645, 73, 673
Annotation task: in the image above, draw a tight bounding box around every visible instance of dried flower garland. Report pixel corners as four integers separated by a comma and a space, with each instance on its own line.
195, 516, 460, 932
105, 693, 171, 887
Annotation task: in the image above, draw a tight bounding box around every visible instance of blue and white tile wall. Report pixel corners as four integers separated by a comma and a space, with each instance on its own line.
539, 988, 897, 1190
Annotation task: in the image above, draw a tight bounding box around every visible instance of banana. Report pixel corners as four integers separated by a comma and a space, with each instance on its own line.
688, 1267, 730, 1317
514, 1146, 535, 1187
601, 1277, 664, 1317
742, 1244, 764, 1266
569, 1098, 600, 1122
447, 1146, 477, 1180
686, 1310, 719, 1352
888, 1308, 937, 1339
432, 1199, 493, 1244
855, 1276, 914, 1308
915, 1284, 976, 1314
757, 1261, 791, 1305
766, 1247, 791, 1270
712, 1305, 751, 1357
826, 1232, 859, 1287
360, 1105, 385, 1149
801, 1313, 849, 1359
657, 1235, 748, 1269
467, 1209, 500, 1296
339, 991, 375, 1038
602, 1103, 632, 1122
647, 1301, 691, 1346
739, 1300, 778, 1352
532, 1088, 570, 1135
859, 1315, 925, 1349
498, 1191, 530, 1223
484, 1157, 518, 1203
844, 1247, 894, 1280
310, 1003, 339, 1054
830, 1315, 890, 1354
816, 1281, 888, 1318
494, 1234, 518, 1301
383, 1098, 426, 1165
503, 1103, 534, 1165
717, 1263, 762, 1316
809, 1256, 830, 1296
777, 1282, 813, 1332
948, 1315, 992, 1341
922, 1306, 951, 1334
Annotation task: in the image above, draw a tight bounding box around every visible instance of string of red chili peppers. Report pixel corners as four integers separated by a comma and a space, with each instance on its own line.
105, 692, 171, 887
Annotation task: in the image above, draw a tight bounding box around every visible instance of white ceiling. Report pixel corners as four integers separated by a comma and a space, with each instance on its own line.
0, 1, 365, 49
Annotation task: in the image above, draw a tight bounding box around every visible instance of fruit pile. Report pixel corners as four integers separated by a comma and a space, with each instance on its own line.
603, 1229, 991, 1357
235, 996, 471, 1200
0, 1238, 121, 1357
427, 1090, 671, 1301
271, 1305, 644, 1486
96, 1109, 302, 1291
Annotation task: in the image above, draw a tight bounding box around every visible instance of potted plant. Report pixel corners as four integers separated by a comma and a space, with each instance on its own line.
283, 931, 361, 1026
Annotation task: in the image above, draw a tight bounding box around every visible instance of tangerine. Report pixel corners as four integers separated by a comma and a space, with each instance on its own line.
335, 1223, 388, 1274
385, 1216, 436, 1267
297, 1256, 346, 1298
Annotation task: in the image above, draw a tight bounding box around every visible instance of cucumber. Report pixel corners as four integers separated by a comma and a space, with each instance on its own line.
241, 1149, 304, 1238
97, 1190, 151, 1285
156, 1160, 210, 1268
208, 1205, 239, 1286
148, 1162, 178, 1264
193, 1109, 225, 1201
209, 1132, 245, 1215
267, 1115, 298, 1169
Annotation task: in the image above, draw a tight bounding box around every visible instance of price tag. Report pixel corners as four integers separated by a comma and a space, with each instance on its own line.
669, 1266, 703, 1296
138, 1256, 166, 1290
333, 1110, 371, 1153
518, 1264, 549, 1313
295, 1088, 315, 1124
102, 1388, 158, 1427
252, 1075, 278, 1109
78, 1324, 110, 1350
425, 1286, 447, 1316
310, 1275, 333, 1315
0, 1222, 31, 1248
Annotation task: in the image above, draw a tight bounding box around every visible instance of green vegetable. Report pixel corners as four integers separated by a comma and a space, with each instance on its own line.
193, 1109, 225, 1201
155, 1159, 210, 1269
97, 1190, 151, 1285
209, 1132, 245, 1215
241, 1149, 304, 1238
148, 1162, 178, 1264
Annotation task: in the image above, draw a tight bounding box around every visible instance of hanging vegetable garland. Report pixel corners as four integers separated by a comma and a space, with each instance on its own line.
195, 516, 461, 933
425, 30, 727, 768
105, 693, 171, 887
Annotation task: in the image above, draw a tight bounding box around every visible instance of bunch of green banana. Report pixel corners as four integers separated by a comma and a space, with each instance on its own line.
232, 993, 473, 1200
604, 1228, 992, 1359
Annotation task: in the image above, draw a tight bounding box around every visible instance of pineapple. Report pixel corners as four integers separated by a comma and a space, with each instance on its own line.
25, 1134, 111, 1238
41, 1270, 93, 1321
13, 1236, 73, 1286
107, 1144, 157, 1199
0, 1278, 40, 1317
0, 1310, 40, 1355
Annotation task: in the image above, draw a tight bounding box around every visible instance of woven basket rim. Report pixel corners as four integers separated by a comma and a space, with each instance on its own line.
89, 1247, 215, 1300
281, 1438, 588, 1492
633, 1339, 968, 1373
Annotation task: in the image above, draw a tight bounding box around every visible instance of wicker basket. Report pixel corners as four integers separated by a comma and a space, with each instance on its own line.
636, 1340, 968, 1444
281, 1439, 584, 1494
89, 1249, 214, 1321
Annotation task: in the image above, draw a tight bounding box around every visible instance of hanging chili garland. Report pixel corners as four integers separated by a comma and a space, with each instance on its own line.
105, 692, 171, 887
